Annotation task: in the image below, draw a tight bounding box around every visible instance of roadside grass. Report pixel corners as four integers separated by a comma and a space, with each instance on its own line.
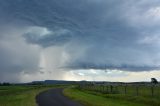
0, 85, 67, 106
82, 85, 160, 97
63, 87, 159, 106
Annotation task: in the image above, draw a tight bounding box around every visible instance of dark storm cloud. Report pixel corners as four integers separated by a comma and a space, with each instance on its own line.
0, 0, 160, 80
66, 62, 160, 72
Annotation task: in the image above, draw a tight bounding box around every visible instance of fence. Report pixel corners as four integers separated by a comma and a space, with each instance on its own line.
79, 84, 160, 97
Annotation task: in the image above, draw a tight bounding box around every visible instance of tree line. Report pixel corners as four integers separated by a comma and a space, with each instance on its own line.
0, 82, 11, 86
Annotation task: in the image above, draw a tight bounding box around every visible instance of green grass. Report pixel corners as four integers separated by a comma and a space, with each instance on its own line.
0, 85, 67, 106
82, 85, 160, 97
63, 87, 160, 106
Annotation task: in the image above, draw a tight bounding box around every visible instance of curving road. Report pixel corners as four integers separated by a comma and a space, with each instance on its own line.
36, 88, 83, 106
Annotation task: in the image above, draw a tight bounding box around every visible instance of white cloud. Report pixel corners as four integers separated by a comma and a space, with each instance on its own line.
138, 34, 160, 45
147, 7, 160, 21
123, 1, 160, 27
26, 26, 52, 37
63, 69, 160, 82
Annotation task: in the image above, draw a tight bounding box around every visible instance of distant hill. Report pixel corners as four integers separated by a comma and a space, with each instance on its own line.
30, 80, 76, 85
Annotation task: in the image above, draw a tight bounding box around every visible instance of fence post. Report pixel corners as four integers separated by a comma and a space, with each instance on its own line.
97, 85, 99, 92
110, 85, 113, 93
124, 85, 127, 94
115, 86, 118, 93
102, 85, 104, 93
96, 85, 98, 92
104, 85, 105, 93
151, 85, 154, 97
106, 86, 108, 93
136, 86, 139, 96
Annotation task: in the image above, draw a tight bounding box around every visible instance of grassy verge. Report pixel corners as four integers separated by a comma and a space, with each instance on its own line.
79, 88, 160, 106
0, 85, 67, 106
63, 87, 158, 106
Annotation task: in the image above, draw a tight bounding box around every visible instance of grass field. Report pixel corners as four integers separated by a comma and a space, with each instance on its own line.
0, 85, 66, 106
1, 84, 159, 106
63, 86, 160, 106
80, 85, 160, 97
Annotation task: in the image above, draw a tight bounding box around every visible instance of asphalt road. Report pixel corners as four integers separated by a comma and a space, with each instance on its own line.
36, 88, 83, 106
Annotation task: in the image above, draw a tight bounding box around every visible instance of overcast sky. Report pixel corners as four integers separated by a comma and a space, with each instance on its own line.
0, 0, 160, 82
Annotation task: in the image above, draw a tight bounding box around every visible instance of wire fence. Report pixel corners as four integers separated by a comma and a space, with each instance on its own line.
79, 84, 160, 97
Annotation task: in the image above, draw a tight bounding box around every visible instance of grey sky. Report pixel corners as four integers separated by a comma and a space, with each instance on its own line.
0, 0, 160, 82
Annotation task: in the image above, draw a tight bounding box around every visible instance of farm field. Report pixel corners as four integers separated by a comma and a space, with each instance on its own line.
0, 85, 67, 106
63, 86, 160, 106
